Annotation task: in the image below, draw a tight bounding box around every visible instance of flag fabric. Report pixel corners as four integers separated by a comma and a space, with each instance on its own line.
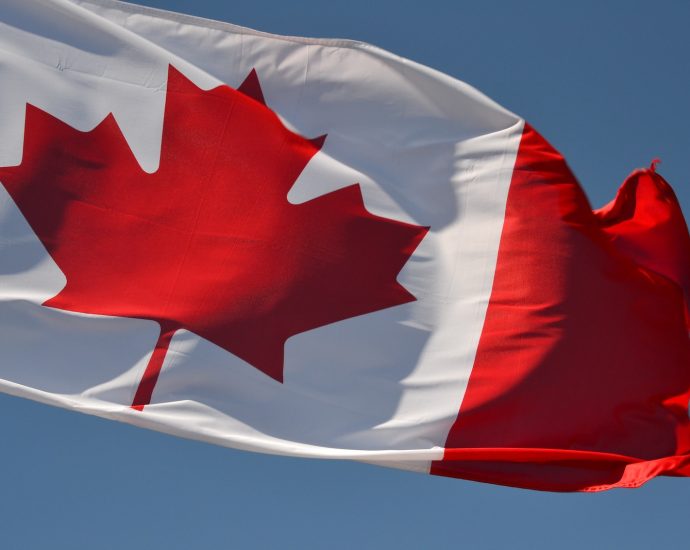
0, 0, 688, 492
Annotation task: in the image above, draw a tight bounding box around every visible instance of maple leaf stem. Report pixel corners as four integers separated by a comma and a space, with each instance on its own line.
131, 322, 177, 411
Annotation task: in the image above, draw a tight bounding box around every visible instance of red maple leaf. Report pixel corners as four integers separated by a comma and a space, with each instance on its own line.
0, 66, 428, 409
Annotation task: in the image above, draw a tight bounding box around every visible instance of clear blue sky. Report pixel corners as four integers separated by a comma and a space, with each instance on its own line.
2, 1, 689, 548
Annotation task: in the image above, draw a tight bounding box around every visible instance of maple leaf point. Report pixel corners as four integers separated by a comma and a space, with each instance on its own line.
0, 65, 428, 409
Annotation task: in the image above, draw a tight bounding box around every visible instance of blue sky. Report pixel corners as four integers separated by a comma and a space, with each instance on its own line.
1, 1, 689, 548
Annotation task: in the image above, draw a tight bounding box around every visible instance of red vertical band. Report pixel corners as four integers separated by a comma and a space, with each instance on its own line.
431, 124, 690, 491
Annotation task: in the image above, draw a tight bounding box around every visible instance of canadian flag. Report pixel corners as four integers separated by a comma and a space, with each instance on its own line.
1, 0, 688, 492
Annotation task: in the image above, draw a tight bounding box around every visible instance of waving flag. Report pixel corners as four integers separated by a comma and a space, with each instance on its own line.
1, 0, 688, 492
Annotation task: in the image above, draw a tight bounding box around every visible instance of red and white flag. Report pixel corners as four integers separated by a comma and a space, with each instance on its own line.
1, 0, 689, 492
